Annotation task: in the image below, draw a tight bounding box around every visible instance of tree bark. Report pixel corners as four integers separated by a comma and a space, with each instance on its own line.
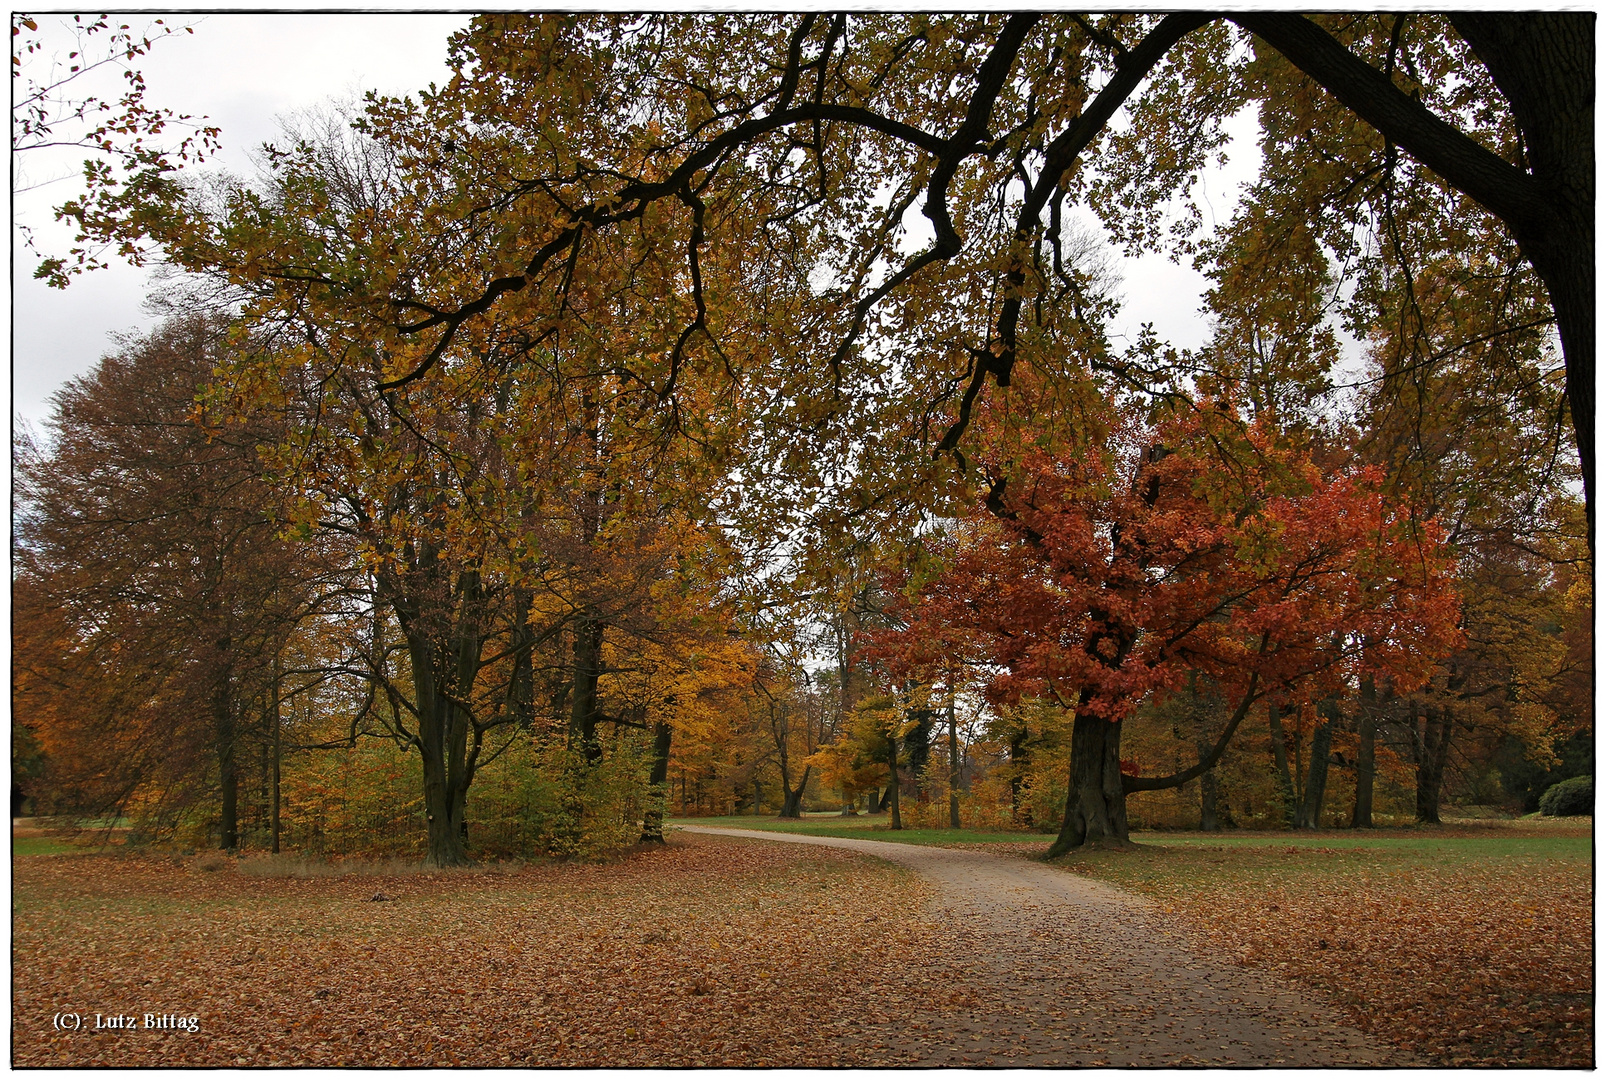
1007, 723, 1031, 826
404, 625, 473, 867
1297, 701, 1337, 829
270, 649, 281, 854
1450, 14, 1594, 539
1047, 711, 1128, 857
778, 765, 810, 818
886, 733, 902, 830
1198, 744, 1221, 832
1351, 676, 1377, 828
569, 618, 605, 763
947, 698, 961, 829
1235, 13, 1595, 536
639, 720, 673, 843
213, 635, 237, 851
1415, 704, 1452, 823
1267, 702, 1297, 827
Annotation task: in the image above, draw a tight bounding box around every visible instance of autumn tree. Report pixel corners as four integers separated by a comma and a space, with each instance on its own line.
12, 314, 323, 846
874, 398, 1462, 854
137, 14, 1587, 538
171, 106, 768, 865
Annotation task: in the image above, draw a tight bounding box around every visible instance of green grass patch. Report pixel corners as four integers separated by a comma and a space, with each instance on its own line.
1048, 826, 1590, 897
1127, 830, 1591, 860
11, 836, 89, 856
669, 812, 1031, 846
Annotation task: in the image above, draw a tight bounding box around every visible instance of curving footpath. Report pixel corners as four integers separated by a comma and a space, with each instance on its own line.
679, 825, 1411, 1067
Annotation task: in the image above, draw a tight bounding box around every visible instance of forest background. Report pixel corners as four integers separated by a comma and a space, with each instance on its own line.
11, 13, 1592, 868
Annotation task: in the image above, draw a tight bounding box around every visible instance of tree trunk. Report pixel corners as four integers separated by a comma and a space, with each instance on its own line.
270, 650, 282, 854
1198, 752, 1221, 832
569, 618, 605, 763
508, 587, 536, 728
1415, 705, 1452, 823
1047, 711, 1128, 857
886, 733, 902, 830
947, 699, 961, 829
779, 782, 806, 818
1008, 723, 1030, 826
1297, 702, 1336, 829
640, 720, 673, 843
214, 639, 238, 851
1450, 13, 1594, 540
1351, 676, 1377, 829
407, 631, 471, 868
1267, 702, 1297, 827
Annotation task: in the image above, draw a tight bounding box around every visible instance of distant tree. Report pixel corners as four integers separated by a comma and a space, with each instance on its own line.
874, 399, 1464, 854
13, 314, 317, 845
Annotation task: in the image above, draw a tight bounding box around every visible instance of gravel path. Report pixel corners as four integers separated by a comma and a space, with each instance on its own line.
679, 825, 1412, 1067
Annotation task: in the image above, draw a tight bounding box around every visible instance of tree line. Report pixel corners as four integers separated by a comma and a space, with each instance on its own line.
12, 14, 1591, 864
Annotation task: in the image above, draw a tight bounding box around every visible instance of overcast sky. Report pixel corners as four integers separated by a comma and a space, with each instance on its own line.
11, 13, 1251, 433
12, 13, 471, 430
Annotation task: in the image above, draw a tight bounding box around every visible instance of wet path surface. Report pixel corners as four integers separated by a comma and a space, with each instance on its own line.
680, 826, 1411, 1067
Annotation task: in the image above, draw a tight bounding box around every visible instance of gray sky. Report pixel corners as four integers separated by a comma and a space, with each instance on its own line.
12, 13, 471, 430
11, 13, 1248, 433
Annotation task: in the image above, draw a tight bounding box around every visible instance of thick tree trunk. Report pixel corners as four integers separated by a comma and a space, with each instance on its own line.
1450, 13, 1594, 539
640, 720, 673, 843
1267, 702, 1297, 827
1047, 713, 1128, 857
408, 633, 471, 868
1415, 705, 1452, 823
1297, 702, 1336, 829
1237, 13, 1595, 538
1351, 677, 1377, 829
779, 781, 806, 819
1198, 749, 1221, 832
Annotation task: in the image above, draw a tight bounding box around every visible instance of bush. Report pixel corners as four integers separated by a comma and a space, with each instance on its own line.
467, 735, 649, 860
1539, 774, 1593, 817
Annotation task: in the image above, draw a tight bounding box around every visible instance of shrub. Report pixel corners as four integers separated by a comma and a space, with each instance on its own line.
1539, 774, 1593, 817
467, 734, 649, 860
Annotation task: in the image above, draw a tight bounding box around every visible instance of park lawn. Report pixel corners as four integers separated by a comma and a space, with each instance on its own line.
12, 835, 938, 1068
671, 811, 1031, 848
12, 836, 91, 856
1053, 819, 1593, 1068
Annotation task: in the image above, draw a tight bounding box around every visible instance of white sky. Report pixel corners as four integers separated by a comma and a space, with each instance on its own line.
11, 13, 1252, 432
12, 13, 471, 430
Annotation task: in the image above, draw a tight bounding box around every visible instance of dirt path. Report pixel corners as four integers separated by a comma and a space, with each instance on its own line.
680, 825, 1412, 1067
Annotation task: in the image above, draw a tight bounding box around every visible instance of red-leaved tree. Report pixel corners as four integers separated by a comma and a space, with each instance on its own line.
871, 402, 1463, 854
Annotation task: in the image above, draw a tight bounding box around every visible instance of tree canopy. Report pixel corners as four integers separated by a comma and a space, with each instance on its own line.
15, 14, 1590, 860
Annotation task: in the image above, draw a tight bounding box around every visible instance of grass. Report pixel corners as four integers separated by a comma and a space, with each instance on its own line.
11, 836, 89, 856
669, 811, 1032, 847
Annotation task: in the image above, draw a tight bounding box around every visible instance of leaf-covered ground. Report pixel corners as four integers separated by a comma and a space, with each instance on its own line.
1051, 820, 1593, 1068
13, 835, 940, 1067
14, 818, 1591, 1068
